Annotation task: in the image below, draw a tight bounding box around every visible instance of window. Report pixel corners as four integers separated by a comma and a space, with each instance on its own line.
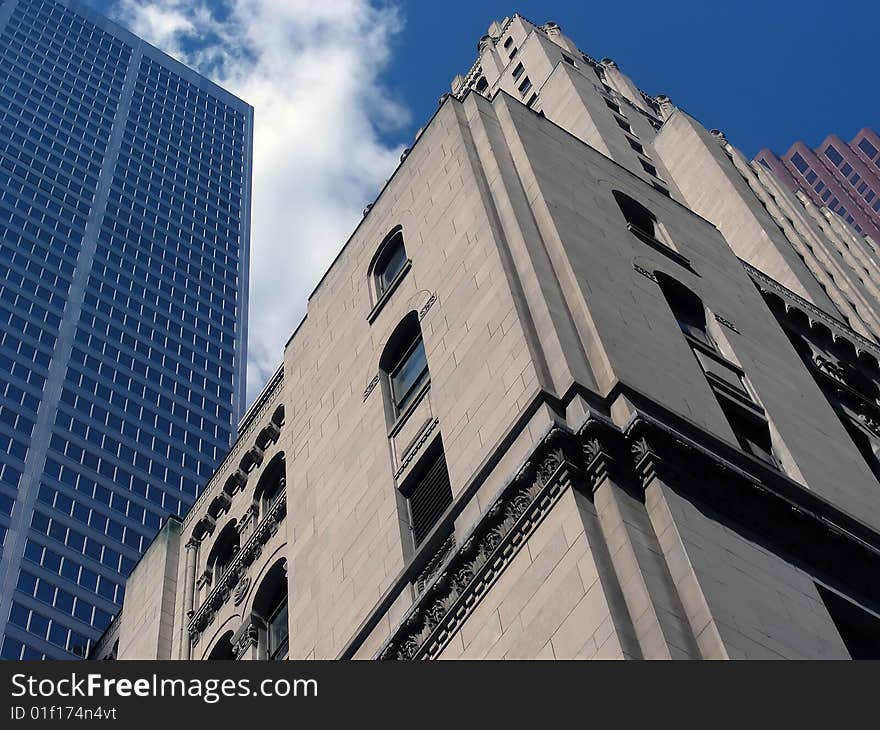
817, 585, 880, 659
858, 138, 878, 159
615, 116, 632, 133
840, 163, 853, 177
719, 398, 776, 465
254, 452, 285, 516
252, 559, 288, 661
381, 313, 430, 418
517, 76, 532, 96
562, 53, 576, 67
604, 97, 620, 113
206, 520, 239, 579
806, 170, 818, 184
503, 37, 513, 49
267, 599, 289, 661
613, 190, 657, 239
627, 137, 644, 154
791, 152, 809, 173
401, 440, 453, 547
475, 76, 488, 93
370, 227, 408, 299
512, 63, 525, 80
640, 159, 659, 178
656, 274, 712, 348
824, 145, 844, 166
207, 631, 235, 660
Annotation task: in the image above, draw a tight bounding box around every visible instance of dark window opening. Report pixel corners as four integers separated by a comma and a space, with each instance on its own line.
640, 158, 659, 177
615, 115, 631, 133
512, 63, 525, 80
718, 397, 776, 466
207, 631, 235, 660
817, 584, 880, 659
562, 53, 576, 66
604, 97, 620, 113
656, 273, 713, 349
252, 560, 289, 661
517, 76, 532, 96
627, 136, 644, 154
613, 190, 657, 239
206, 521, 239, 580
402, 442, 453, 547
475, 76, 489, 93
503, 37, 513, 49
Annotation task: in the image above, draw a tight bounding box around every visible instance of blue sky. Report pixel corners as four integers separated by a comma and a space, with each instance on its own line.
82, 0, 878, 397
382, 0, 878, 158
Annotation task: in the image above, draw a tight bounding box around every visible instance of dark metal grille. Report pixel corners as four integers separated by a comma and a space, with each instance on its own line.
407, 452, 453, 547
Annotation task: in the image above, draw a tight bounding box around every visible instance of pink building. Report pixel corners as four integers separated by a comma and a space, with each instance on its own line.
756, 129, 880, 243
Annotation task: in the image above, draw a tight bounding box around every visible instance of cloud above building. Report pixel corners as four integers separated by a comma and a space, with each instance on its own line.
113, 0, 408, 401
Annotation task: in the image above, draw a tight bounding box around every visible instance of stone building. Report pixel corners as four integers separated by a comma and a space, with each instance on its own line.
91, 15, 880, 661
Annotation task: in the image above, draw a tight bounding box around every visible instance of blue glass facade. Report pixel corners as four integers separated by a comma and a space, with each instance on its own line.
0, 0, 252, 659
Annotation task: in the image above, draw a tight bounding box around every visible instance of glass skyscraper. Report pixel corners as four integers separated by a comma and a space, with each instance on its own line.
0, 0, 252, 659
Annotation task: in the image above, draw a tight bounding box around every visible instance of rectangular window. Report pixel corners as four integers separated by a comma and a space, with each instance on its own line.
858, 137, 878, 159
717, 396, 777, 467
790, 152, 809, 173
824, 145, 844, 166
640, 159, 659, 177
806, 170, 817, 184
267, 600, 288, 661
517, 76, 532, 96
840, 162, 853, 176
615, 116, 631, 133
390, 339, 428, 415
562, 53, 576, 67
627, 136, 644, 154
512, 63, 524, 80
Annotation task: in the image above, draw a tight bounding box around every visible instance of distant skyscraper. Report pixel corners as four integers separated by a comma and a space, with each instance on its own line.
755, 129, 880, 243
0, 0, 252, 659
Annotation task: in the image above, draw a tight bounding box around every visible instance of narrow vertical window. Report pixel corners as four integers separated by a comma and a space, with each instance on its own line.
371, 227, 408, 299
381, 313, 430, 418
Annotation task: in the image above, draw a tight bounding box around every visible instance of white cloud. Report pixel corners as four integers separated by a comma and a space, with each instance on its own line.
112, 0, 408, 401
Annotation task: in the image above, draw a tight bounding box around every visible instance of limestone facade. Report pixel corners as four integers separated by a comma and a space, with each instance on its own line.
91, 14, 880, 661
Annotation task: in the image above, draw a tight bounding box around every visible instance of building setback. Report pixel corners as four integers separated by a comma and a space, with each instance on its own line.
95, 15, 880, 661
0, 0, 251, 659
755, 129, 880, 244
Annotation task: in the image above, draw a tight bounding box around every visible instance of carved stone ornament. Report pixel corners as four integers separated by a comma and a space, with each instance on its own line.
233, 575, 251, 606
233, 621, 259, 658
189, 493, 287, 637
378, 432, 572, 660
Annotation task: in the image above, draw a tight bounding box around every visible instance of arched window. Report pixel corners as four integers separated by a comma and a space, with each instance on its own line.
254, 453, 286, 516
207, 631, 235, 660
206, 520, 239, 580
613, 190, 657, 238
656, 273, 712, 348
252, 561, 288, 661
380, 312, 429, 417
370, 226, 408, 299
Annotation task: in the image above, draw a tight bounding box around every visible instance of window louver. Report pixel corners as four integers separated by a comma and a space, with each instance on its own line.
406, 451, 453, 547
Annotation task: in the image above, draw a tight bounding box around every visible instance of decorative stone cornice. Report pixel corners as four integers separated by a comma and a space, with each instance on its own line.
378, 430, 578, 660
189, 492, 287, 642
183, 365, 284, 528
743, 260, 880, 363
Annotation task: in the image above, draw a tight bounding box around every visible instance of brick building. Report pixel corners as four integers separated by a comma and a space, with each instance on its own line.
92, 15, 880, 661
